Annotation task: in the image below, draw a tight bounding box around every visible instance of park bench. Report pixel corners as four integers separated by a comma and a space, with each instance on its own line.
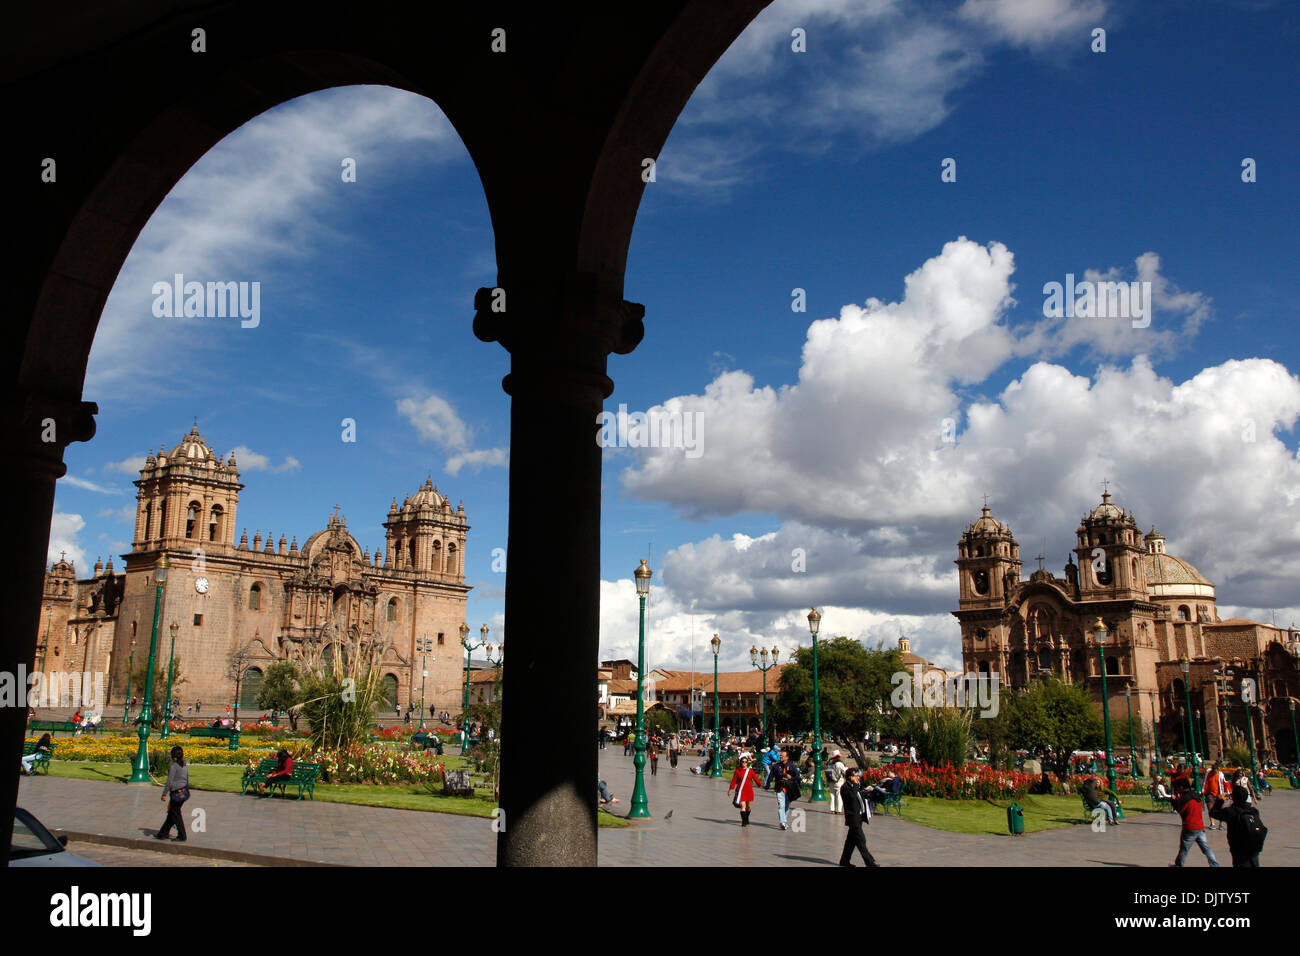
872, 781, 905, 816
241, 759, 320, 799
1148, 784, 1173, 810
411, 732, 443, 754
189, 727, 241, 750
22, 741, 54, 773
28, 719, 99, 735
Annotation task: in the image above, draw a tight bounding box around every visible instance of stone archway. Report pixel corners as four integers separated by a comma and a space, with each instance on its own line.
4, 1, 773, 867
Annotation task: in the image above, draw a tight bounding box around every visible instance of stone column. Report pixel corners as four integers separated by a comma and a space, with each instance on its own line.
1, 393, 96, 864
475, 279, 643, 866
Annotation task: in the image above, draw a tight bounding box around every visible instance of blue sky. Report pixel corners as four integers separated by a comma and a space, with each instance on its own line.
52, 0, 1300, 674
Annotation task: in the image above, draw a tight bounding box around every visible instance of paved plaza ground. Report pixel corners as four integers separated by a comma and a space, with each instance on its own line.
18, 749, 1300, 866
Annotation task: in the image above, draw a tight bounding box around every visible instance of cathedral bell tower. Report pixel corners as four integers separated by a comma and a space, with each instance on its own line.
382, 478, 468, 580
1073, 488, 1145, 601
956, 503, 1022, 608
133, 424, 243, 552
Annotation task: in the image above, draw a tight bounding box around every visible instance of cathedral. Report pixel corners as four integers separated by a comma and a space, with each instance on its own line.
953, 491, 1300, 763
38, 425, 472, 715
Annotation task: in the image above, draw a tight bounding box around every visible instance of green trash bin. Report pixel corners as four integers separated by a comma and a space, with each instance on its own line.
1007, 802, 1025, 836
228, 731, 240, 751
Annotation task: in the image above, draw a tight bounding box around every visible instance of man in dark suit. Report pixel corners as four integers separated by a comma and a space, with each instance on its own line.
839, 767, 880, 867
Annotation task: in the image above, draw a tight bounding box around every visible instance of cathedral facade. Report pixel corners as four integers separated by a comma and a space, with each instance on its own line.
39, 426, 473, 715
954, 492, 1300, 763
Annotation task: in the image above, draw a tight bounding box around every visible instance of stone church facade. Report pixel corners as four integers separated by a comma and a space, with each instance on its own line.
954, 492, 1300, 763
39, 426, 472, 716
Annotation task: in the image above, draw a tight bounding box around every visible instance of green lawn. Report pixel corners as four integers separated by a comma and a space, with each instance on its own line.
879, 792, 1160, 836
39, 760, 628, 827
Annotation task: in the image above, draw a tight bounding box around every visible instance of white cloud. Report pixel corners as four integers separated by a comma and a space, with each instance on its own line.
228, 446, 301, 473
103, 456, 147, 475
97, 505, 137, 524
49, 513, 87, 569
959, 0, 1107, 48
87, 86, 464, 404
607, 237, 1300, 668
59, 476, 126, 495
397, 393, 507, 476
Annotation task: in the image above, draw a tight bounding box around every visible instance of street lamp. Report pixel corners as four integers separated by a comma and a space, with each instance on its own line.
1180, 658, 1202, 792
460, 622, 485, 752
1288, 698, 1299, 778
750, 644, 780, 750
415, 634, 435, 731
484, 642, 504, 730
123, 639, 135, 726
1149, 694, 1162, 776
1240, 678, 1260, 788
161, 621, 178, 739
1124, 685, 1137, 779
629, 559, 653, 816
1092, 618, 1119, 803
708, 633, 722, 778
129, 554, 167, 783
807, 607, 826, 803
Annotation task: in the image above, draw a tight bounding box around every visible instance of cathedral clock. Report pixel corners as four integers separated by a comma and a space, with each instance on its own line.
194, 576, 210, 594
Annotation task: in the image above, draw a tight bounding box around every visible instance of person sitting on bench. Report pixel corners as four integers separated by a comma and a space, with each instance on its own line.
1081, 775, 1120, 825
21, 733, 52, 775
1154, 777, 1173, 800
258, 749, 294, 794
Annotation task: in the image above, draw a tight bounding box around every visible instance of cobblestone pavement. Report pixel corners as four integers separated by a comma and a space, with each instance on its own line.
66, 842, 255, 866
18, 753, 1299, 866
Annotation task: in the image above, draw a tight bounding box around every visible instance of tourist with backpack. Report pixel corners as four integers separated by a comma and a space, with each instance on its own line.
826, 750, 847, 814
1210, 788, 1266, 867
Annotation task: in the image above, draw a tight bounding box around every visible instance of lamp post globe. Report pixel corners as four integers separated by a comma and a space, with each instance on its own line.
1091, 618, 1119, 805
807, 607, 826, 803
708, 633, 722, 777
629, 560, 653, 816
129, 553, 167, 783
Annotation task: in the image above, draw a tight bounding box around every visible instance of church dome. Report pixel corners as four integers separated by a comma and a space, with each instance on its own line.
967, 505, 1006, 535
1087, 490, 1125, 521
405, 477, 445, 512
169, 424, 212, 461
1142, 552, 1212, 588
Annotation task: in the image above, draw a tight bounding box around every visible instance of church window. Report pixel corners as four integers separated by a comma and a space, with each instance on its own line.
193, 614, 203, 626
447, 543, 458, 575
432, 540, 443, 573
974, 545, 984, 557
976, 628, 988, 641
241, 668, 263, 710
131, 621, 137, 639
159, 499, 167, 538
209, 505, 223, 542
387, 598, 399, 622
1177, 605, 1191, 621
408, 539, 416, 569
437, 632, 445, 646
143, 502, 152, 541
249, 584, 262, 610
1105, 655, 1119, 675
185, 502, 200, 539
1037, 647, 1053, 670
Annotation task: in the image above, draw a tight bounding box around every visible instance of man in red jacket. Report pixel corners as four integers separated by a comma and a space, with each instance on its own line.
1172, 778, 1220, 867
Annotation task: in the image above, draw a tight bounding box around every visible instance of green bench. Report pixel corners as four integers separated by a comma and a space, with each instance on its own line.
22, 741, 54, 773
188, 727, 241, 750
29, 719, 99, 735
241, 759, 319, 800
411, 732, 444, 754
1149, 783, 1173, 810
871, 782, 905, 816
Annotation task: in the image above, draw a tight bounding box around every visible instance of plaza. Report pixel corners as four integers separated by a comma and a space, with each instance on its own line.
20, 748, 1300, 867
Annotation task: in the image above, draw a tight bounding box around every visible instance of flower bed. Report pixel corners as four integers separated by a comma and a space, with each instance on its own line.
27, 734, 277, 766
269, 743, 446, 785
860, 762, 1147, 800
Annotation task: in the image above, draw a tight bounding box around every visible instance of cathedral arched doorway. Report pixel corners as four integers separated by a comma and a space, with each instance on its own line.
381, 673, 400, 711
241, 667, 263, 711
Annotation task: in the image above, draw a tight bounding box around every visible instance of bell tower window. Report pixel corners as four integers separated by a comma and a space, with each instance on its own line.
185, 502, 199, 539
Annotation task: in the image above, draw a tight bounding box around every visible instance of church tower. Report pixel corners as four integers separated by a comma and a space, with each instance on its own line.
383, 478, 468, 580
1073, 489, 1145, 601
956, 503, 1022, 608
132, 424, 243, 552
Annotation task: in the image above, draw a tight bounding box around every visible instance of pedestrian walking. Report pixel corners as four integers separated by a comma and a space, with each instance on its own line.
775, 749, 802, 830
650, 744, 659, 776
728, 753, 759, 827
669, 733, 680, 769
838, 768, 879, 867
1172, 778, 1220, 867
623, 734, 632, 757
1202, 763, 1229, 829
827, 750, 847, 814
155, 745, 190, 842
1210, 788, 1267, 867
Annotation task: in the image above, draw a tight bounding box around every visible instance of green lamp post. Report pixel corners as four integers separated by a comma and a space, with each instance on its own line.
1150, 695, 1162, 776
485, 641, 504, 733
129, 553, 167, 783
161, 621, 178, 739
750, 644, 780, 751
415, 634, 434, 731
807, 607, 826, 803
1092, 618, 1119, 802
708, 633, 722, 777
1124, 684, 1137, 779
460, 623, 485, 751
123, 640, 135, 726
629, 559, 654, 815
1180, 659, 1202, 792
1241, 679, 1260, 787
1289, 698, 1299, 774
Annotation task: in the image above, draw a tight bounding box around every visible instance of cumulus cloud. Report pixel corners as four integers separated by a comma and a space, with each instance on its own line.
606, 237, 1300, 669
228, 446, 301, 473
397, 394, 507, 476
48, 513, 87, 569
959, 0, 1107, 48
97, 505, 137, 524
103, 456, 148, 475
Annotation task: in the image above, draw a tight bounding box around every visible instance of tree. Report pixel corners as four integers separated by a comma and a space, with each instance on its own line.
256, 661, 303, 730
130, 655, 186, 728
770, 637, 902, 770
992, 678, 1104, 778
467, 699, 501, 737
644, 707, 678, 737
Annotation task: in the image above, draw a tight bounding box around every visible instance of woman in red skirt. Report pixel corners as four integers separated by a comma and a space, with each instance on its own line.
728, 753, 759, 827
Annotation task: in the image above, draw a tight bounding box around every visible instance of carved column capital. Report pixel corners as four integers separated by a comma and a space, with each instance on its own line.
6, 390, 98, 480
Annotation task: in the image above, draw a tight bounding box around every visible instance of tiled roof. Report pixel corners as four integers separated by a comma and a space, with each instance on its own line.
1143, 552, 1212, 586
